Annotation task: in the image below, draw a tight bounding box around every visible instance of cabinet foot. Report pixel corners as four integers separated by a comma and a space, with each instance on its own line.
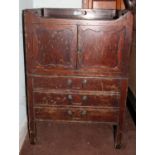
115, 143, 122, 149
29, 122, 37, 144
113, 125, 122, 149
29, 131, 36, 144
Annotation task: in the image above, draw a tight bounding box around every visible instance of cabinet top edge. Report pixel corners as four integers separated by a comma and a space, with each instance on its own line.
23, 8, 131, 21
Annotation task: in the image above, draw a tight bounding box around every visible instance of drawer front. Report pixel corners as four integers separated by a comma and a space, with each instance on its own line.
82, 78, 120, 92
33, 77, 120, 91
33, 92, 119, 107
33, 77, 81, 90
35, 107, 119, 123
34, 93, 69, 106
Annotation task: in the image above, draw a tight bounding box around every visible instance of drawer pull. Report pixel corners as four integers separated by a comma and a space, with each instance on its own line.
81, 110, 87, 116
82, 79, 87, 85
67, 79, 72, 86
82, 95, 88, 101
67, 94, 73, 100
67, 110, 73, 116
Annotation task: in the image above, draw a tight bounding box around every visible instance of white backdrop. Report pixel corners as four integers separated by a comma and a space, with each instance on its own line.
19, 0, 33, 150
33, 0, 82, 8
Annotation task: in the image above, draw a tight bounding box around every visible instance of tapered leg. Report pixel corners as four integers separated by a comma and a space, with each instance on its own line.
113, 125, 122, 149
114, 80, 128, 149
26, 77, 37, 144
29, 121, 37, 144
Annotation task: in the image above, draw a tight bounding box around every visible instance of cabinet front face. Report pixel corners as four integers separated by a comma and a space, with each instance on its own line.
78, 25, 128, 75
27, 24, 77, 73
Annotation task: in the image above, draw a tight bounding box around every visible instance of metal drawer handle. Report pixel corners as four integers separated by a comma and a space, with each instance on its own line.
67, 79, 72, 86
82, 95, 88, 101
67, 94, 73, 100
82, 79, 87, 85
67, 110, 73, 116
81, 110, 87, 116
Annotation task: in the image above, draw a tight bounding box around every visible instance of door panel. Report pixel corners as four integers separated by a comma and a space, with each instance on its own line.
29, 24, 77, 73
78, 25, 126, 73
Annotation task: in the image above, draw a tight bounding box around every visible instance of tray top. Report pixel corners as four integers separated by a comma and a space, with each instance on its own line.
24, 8, 128, 20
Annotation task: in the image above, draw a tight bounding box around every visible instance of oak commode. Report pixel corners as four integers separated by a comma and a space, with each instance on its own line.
23, 8, 133, 148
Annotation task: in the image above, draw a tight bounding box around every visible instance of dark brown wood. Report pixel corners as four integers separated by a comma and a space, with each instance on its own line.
29, 24, 77, 71
83, 0, 89, 8
88, 0, 93, 8
26, 77, 36, 144
116, 0, 122, 10
93, 1, 116, 9
114, 79, 128, 148
23, 8, 133, 148
35, 107, 119, 123
33, 76, 120, 91
43, 8, 116, 20
33, 92, 120, 107
82, 0, 125, 9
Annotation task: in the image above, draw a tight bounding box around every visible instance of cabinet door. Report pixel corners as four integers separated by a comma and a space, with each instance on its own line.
78, 23, 132, 76
27, 24, 77, 74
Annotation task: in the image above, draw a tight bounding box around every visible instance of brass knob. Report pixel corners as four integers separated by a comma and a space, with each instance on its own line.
67, 79, 72, 86
68, 94, 73, 100
82, 95, 88, 101
67, 110, 73, 116
81, 110, 87, 116
82, 79, 87, 85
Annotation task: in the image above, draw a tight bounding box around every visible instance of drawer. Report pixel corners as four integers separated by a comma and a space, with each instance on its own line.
35, 107, 119, 123
33, 92, 119, 107
82, 78, 120, 92
33, 77, 81, 90
33, 76, 120, 91
33, 92, 69, 106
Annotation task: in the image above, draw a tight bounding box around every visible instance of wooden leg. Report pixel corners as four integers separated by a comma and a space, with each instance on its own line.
113, 125, 122, 149
26, 77, 36, 144
113, 80, 128, 149
29, 121, 37, 144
